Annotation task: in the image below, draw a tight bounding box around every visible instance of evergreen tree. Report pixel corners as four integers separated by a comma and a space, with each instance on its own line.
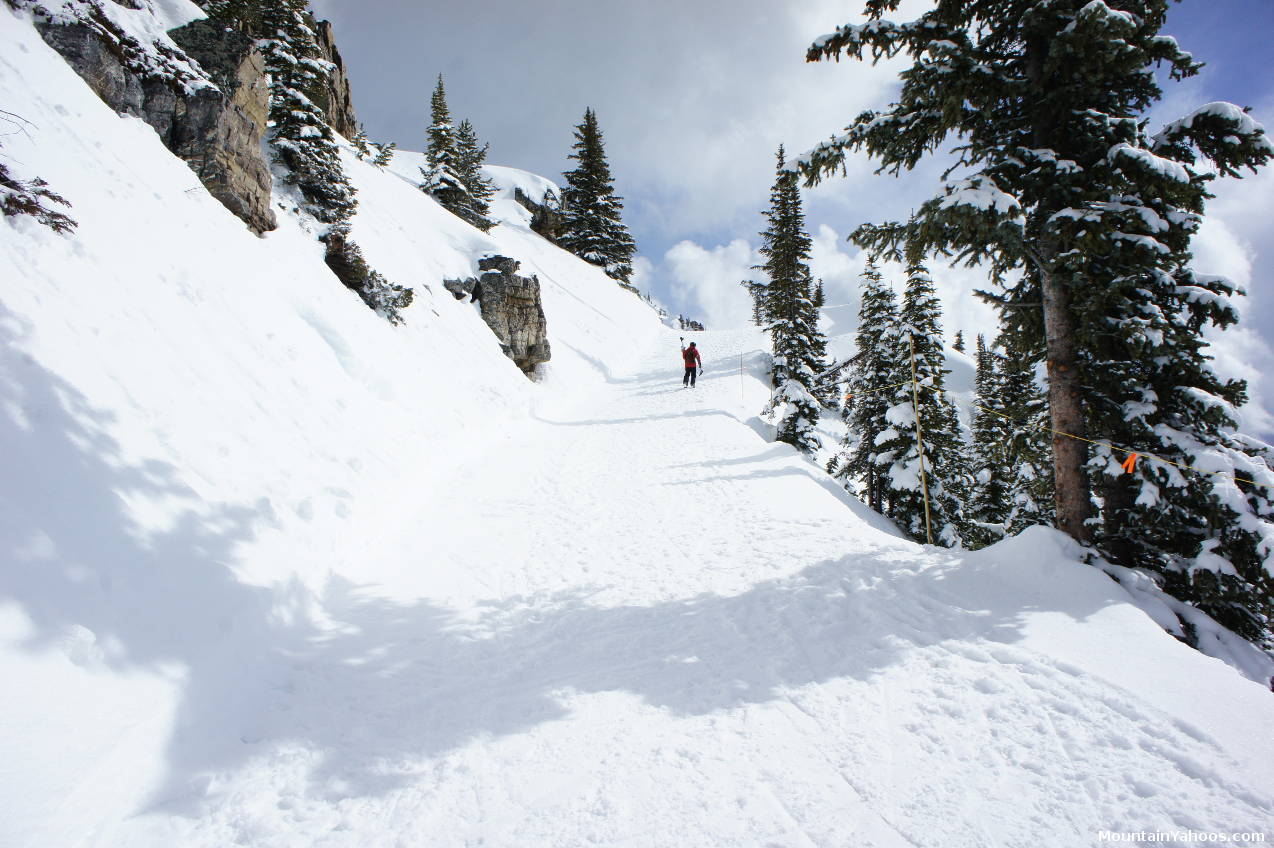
372, 141, 396, 168
454, 118, 495, 231
952, 330, 965, 353
1089, 241, 1274, 645
753, 147, 830, 457
258, 0, 356, 225
998, 332, 1055, 536
200, 0, 262, 31
801, 0, 1274, 646
966, 334, 1012, 547
873, 263, 970, 546
351, 124, 372, 160
419, 75, 482, 227
755, 149, 829, 384
559, 108, 637, 285
835, 257, 901, 511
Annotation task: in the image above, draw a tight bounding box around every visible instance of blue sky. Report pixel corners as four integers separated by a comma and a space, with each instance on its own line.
314, 0, 1274, 432
1164, 1, 1274, 109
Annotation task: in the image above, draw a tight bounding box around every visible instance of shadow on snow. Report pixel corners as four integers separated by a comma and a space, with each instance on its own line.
0, 304, 1123, 816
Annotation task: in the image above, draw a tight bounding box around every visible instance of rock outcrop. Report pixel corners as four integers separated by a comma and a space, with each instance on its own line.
33, 12, 277, 234
314, 19, 357, 140
513, 186, 565, 241
445, 256, 551, 375
167, 19, 275, 233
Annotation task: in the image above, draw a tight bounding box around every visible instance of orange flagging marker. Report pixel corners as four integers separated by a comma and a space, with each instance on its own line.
1121, 453, 1139, 474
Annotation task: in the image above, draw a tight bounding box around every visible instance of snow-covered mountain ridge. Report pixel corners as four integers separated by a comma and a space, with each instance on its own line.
3, 2, 1274, 845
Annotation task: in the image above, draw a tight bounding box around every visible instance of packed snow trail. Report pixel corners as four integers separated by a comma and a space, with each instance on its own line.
92, 329, 1274, 847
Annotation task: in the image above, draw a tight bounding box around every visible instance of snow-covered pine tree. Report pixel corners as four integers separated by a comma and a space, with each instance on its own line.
199, 0, 262, 31
454, 118, 495, 232
835, 256, 900, 511
559, 108, 637, 285
420, 75, 482, 227
800, 0, 1274, 647
753, 147, 829, 457
257, 0, 356, 225
966, 334, 1012, 547
998, 331, 1055, 536
372, 141, 396, 168
1083, 182, 1274, 645
873, 262, 970, 546
351, 124, 371, 160
952, 330, 965, 353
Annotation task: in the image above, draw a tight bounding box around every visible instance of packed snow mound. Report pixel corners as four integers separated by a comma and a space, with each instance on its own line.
485, 163, 562, 206
3, 6, 1274, 847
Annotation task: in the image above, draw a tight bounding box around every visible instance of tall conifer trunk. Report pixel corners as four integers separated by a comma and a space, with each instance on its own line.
1039, 262, 1092, 543
1026, 36, 1092, 545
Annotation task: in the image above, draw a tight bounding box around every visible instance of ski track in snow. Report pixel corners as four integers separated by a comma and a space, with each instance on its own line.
98, 329, 1274, 847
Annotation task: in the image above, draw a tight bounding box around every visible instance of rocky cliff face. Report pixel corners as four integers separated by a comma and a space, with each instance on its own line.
513, 186, 565, 241
445, 256, 551, 375
167, 19, 276, 233
33, 11, 277, 233
314, 19, 357, 140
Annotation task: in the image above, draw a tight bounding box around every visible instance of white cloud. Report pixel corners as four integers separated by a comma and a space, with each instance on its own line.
629, 255, 656, 295
925, 260, 1002, 350
311, 0, 920, 243
662, 239, 757, 330
659, 219, 1001, 353
808, 224, 864, 306
1192, 211, 1274, 438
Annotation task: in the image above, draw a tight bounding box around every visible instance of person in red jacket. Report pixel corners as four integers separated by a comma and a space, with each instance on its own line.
681, 340, 702, 387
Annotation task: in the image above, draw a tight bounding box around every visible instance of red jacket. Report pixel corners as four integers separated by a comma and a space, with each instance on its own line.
682, 346, 702, 368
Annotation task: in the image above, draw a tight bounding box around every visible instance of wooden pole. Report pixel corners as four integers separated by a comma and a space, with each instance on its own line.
909, 334, 935, 545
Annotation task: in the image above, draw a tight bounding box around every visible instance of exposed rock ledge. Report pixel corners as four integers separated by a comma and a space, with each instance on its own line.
445, 256, 551, 375
33, 13, 277, 234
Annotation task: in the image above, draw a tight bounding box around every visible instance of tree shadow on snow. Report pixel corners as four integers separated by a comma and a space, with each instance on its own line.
0, 305, 286, 809
665, 448, 906, 538
0, 303, 1128, 818
152, 547, 1123, 811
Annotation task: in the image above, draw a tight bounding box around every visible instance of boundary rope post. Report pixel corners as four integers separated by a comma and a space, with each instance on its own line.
909, 334, 935, 545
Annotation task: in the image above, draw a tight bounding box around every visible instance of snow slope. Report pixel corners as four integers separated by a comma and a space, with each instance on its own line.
3, 7, 1274, 846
